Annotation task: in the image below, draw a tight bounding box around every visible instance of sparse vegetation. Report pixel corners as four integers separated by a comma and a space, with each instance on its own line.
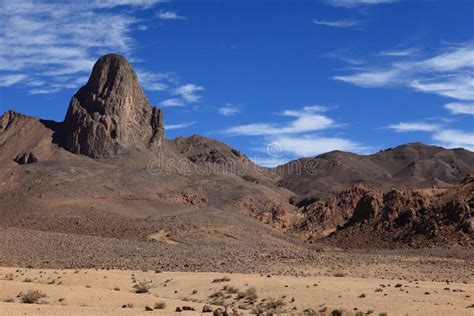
334, 272, 345, 277
212, 276, 231, 283
244, 287, 258, 301
252, 297, 286, 314
134, 281, 152, 293
154, 301, 166, 309
331, 309, 344, 316
209, 290, 226, 306
223, 285, 239, 294
20, 290, 46, 304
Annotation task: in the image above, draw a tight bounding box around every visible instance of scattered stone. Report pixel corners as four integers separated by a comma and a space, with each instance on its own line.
203, 305, 213, 313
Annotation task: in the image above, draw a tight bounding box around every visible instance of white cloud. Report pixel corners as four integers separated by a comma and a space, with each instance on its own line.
418, 46, 474, 72
156, 10, 186, 20
379, 48, 418, 57
94, 0, 164, 9
137, 71, 175, 91
328, 0, 397, 7
444, 102, 474, 115
410, 76, 474, 101
432, 129, 474, 151
385, 120, 473, 152
223, 105, 364, 158
0, 0, 166, 94
173, 84, 204, 103
270, 135, 366, 157
218, 105, 241, 116
249, 157, 290, 168
313, 19, 360, 28
386, 122, 441, 132
334, 69, 401, 87
160, 98, 185, 107
224, 107, 334, 136
0, 74, 27, 87
166, 121, 196, 130
28, 88, 61, 95
334, 43, 474, 101
281, 105, 327, 117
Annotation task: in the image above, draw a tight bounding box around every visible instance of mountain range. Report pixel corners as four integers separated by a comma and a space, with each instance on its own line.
0, 54, 472, 271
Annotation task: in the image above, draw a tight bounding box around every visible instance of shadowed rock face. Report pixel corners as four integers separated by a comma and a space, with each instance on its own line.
295, 178, 474, 247
63, 54, 164, 158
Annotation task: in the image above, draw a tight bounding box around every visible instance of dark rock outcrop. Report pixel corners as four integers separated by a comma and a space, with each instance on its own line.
63, 54, 164, 158
14, 152, 38, 165
296, 178, 473, 247
0, 110, 21, 132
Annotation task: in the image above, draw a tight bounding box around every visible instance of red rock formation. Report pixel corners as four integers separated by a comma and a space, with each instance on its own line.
296, 178, 473, 247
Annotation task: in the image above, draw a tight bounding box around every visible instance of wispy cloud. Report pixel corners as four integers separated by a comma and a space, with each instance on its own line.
0, 0, 173, 94
386, 121, 441, 132
269, 135, 366, 157
385, 119, 473, 151
313, 19, 360, 28
160, 98, 185, 107
0, 74, 27, 87
410, 76, 474, 101
432, 129, 474, 151
224, 106, 334, 136
379, 48, 418, 57
218, 104, 241, 116
249, 157, 289, 168
156, 10, 186, 20
334, 68, 402, 87
173, 84, 204, 103
444, 102, 474, 115
137, 71, 176, 92
224, 105, 364, 159
328, 0, 397, 7
334, 43, 474, 101
166, 121, 197, 130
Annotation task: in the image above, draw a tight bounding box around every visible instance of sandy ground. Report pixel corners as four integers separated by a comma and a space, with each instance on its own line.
0, 267, 473, 315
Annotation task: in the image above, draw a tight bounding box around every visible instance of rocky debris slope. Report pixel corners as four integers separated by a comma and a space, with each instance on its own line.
0, 111, 70, 165
278, 143, 474, 198
295, 175, 474, 248
63, 54, 164, 158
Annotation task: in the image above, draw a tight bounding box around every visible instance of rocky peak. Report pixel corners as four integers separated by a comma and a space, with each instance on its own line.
0, 110, 21, 132
63, 54, 164, 158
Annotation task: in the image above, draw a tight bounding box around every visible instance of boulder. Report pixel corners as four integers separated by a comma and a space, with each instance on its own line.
202, 304, 213, 312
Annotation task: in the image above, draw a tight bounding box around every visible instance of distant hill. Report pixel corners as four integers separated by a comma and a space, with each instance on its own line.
277, 143, 474, 200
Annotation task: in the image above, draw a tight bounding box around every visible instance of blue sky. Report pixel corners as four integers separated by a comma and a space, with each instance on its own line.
0, 0, 473, 166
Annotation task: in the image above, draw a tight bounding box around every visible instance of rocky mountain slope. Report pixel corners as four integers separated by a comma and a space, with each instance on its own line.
294, 175, 474, 248
278, 143, 474, 199
0, 53, 472, 269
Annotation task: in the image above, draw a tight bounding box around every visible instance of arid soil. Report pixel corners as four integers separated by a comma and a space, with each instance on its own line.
1, 267, 473, 315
